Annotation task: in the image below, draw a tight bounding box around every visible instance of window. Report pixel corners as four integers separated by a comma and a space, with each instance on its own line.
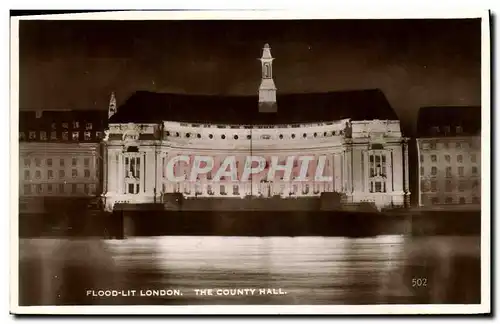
207, 185, 213, 195
73, 121, 79, 129
84, 158, 90, 167
59, 183, 65, 193
24, 170, 29, 180
459, 197, 466, 204
458, 166, 464, 177
86, 123, 93, 130
36, 184, 42, 194
430, 180, 437, 192
96, 131, 102, 139
46, 158, 52, 167
125, 156, 140, 178
40, 131, 47, 140
431, 197, 439, 205
72, 132, 79, 140
445, 197, 453, 204
84, 184, 90, 194
24, 159, 30, 167
23, 184, 31, 194
445, 180, 453, 192
72, 158, 77, 166
303, 184, 310, 194
472, 180, 480, 190
456, 126, 463, 134
472, 166, 478, 175
35, 170, 41, 179
34, 158, 41, 167
60, 159, 65, 167
72, 169, 78, 178
71, 184, 77, 194
19, 132, 25, 140
62, 122, 68, 129
29, 131, 36, 139
233, 185, 239, 195
59, 170, 65, 178
292, 184, 298, 194
456, 142, 461, 149
431, 155, 437, 163
457, 155, 463, 163
51, 122, 56, 130
207, 172, 212, 180
445, 155, 451, 163
84, 131, 92, 141
264, 63, 271, 78
49, 131, 56, 140
420, 166, 424, 175
429, 142, 437, 150
446, 166, 452, 178
443, 126, 451, 134
431, 166, 437, 176
220, 185, 226, 195
84, 169, 90, 178
459, 181, 467, 192
47, 184, 53, 193
62, 131, 69, 140
374, 182, 383, 192
471, 154, 477, 163
443, 142, 449, 149
48, 170, 53, 179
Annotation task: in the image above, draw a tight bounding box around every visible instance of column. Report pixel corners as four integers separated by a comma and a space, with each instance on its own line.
118, 152, 124, 194
387, 150, 393, 193
143, 151, 146, 193
363, 151, 368, 193
403, 142, 410, 194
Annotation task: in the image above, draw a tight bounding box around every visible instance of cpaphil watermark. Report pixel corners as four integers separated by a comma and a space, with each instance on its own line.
163, 155, 333, 183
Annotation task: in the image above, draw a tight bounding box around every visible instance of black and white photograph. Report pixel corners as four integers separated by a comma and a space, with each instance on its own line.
10, 10, 490, 315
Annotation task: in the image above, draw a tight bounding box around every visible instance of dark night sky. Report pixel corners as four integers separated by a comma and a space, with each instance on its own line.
19, 18, 481, 134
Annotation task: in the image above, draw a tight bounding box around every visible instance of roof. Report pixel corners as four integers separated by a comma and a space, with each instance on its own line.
19, 110, 108, 142
416, 106, 481, 137
109, 89, 398, 125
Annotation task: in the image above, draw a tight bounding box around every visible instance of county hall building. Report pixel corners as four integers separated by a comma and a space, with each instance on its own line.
102, 44, 411, 212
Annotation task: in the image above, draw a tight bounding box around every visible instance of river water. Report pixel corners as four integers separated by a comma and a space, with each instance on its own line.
18, 235, 481, 306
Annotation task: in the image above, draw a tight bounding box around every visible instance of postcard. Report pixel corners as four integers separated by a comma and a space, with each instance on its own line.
10, 9, 490, 315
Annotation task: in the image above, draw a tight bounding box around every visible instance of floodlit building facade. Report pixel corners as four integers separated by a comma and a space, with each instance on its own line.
19, 110, 107, 214
416, 106, 481, 209
102, 44, 411, 211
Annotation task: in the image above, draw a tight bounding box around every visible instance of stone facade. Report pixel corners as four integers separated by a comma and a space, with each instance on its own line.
102, 119, 410, 211
416, 106, 481, 209
18, 110, 106, 214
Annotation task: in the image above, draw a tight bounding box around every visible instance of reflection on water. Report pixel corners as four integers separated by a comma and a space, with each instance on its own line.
18, 235, 480, 305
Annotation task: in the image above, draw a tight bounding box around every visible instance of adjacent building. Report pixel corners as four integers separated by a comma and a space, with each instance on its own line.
19, 110, 107, 215
416, 106, 481, 209
102, 44, 411, 211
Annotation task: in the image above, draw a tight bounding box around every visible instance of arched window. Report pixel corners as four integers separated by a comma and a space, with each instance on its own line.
264, 63, 271, 78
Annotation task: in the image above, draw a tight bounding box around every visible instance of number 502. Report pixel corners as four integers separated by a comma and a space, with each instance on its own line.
412, 278, 427, 287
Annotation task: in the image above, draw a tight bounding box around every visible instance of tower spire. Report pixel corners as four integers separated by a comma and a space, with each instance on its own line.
108, 92, 117, 119
258, 43, 277, 113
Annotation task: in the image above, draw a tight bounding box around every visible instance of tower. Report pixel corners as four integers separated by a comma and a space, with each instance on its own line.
258, 43, 277, 113
108, 92, 117, 119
